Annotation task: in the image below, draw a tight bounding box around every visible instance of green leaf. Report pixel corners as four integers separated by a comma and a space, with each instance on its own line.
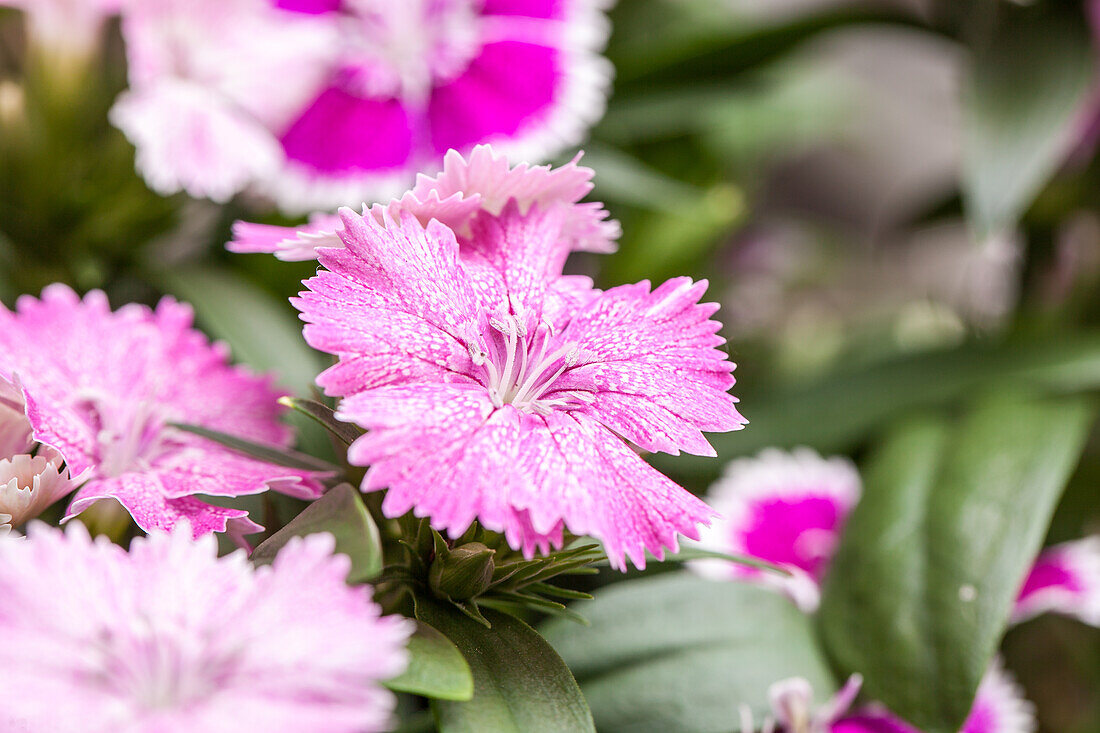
278, 396, 363, 446
542, 572, 836, 733
154, 265, 325, 398
251, 484, 383, 583
962, 3, 1095, 237
416, 598, 595, 733
170, 422, 336, 473
818, 395, 1095, 733
385, 621, 475, 702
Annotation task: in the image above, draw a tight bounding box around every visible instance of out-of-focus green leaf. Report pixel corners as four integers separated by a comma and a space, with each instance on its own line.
581, 144, 705, 211
155, 265, 325, 398
819, 395, 1095, 733
385, 621, 475, 702
251, 484, 383, 583
608, 0, 912, 88
962, 3, 1095, 237
416, 599, 595, 733
542, 572, 835, 733
659, 333, 1100, 480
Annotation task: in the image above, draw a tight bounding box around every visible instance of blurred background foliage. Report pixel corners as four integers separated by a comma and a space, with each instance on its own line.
3, 1, 1100, 731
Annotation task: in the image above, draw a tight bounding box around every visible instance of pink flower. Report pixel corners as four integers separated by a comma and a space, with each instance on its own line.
113, 1, 612, 212
0, 374, 78, 535
294, 199, 744, 569
111, 0, 339, 203
691, 447, 1100, 628
0, 524, 411, 733
1013, 537, 1100, 627
0, 285, 322, 538
690, 447, 862, 611
0, 452, 77, 536
749, 661, 1034, 733
228, 145, 620, 261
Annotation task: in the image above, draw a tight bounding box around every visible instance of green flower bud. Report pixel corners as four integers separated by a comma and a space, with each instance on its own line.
429, 542, 496, 601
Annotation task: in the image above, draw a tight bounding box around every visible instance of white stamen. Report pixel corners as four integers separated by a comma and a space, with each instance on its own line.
473, 307, 593, 414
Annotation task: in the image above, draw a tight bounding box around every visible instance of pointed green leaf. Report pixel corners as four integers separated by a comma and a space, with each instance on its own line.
416, 598, 595, 733
542, 572, 836, 733
251, 484, 383, 583
170, 422, 336, 473
385, 621, 475, 702
278, 396, 363, 446
819, 395, 1095, 733
963, 3, 1095, 237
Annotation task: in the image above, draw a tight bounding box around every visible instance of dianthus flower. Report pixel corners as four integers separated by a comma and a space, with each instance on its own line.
691, 447, 1100, 626
0, 524, 411, 733
691, 447, 862, 610
295, 197, 744, 568
749, 661, 1034, 733
0, 374, 78, 535
0, 285, 321, 537
112, 1, 611, 212
229, 144, 620, 261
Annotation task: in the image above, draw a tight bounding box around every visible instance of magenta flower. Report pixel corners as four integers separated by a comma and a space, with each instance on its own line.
691, 447, 862, 610
692, 447, 1100, 628
111, 0, 338, 204
295, 199, 744, 568
229, 145, 620, 261
0, 285, 321, 538
751, 662, 1034, 733
1013, 537, 1100, 627
113, 1, 611, 212
0, 524, 411, 733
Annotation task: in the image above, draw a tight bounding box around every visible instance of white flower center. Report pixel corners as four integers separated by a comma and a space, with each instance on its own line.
90, 618, 240, 711
468, 306, 592, 416
74, 392, 173, 478
341, 0, 482, 101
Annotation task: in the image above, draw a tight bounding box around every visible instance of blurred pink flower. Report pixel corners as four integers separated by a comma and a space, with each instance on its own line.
752, 661, 1034, 733
113, 1, 611, 212
693, 448, 1100, 629
228, 145, 621, 261
0, 285, 322, 538
294, 198, 743, 568
690, 447, 862, 611
1013, 537, 1100, 627
111, 0, 337, 204
0, 524, 411, 733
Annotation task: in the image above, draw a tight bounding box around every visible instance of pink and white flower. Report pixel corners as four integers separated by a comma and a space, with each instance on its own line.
113, 0, 612, 212
0, 376, 77, 535
294, 188, 744, 568
229, 144, 621, 261
0, 285, 322, 538
690, 447, 862, 611
111, 0, 337, 203
0, 524, 412, 733
748, 661, 1034, 733
692, 447, 1100, 628
1013, 537, 1100, 627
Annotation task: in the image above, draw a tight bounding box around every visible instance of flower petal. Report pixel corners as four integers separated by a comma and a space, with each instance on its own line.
1013, 536, 1100, 627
